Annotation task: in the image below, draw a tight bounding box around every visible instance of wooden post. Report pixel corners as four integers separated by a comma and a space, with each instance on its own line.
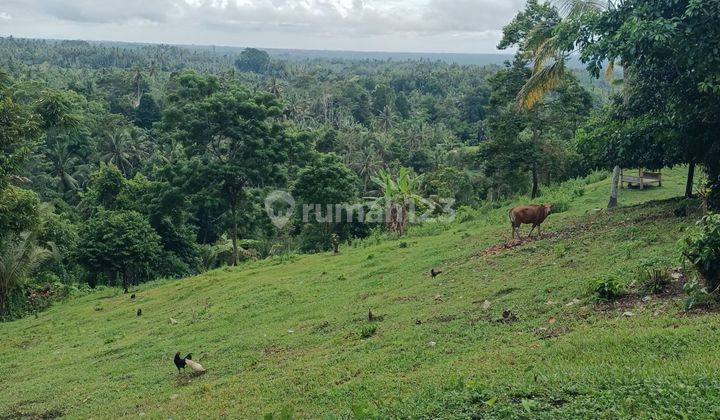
608, 166, 621, 209
639, 169, 644, 190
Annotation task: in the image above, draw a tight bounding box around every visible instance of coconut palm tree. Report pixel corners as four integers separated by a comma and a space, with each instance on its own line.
0, 232, 52, 316
45, 139, 88, 195
267, 77, 284, 99
517, 0, 615, 110
100, 129, 149, 177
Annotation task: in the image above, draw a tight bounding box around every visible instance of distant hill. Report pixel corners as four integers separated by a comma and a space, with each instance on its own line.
4, 36, 593, 68
90, 40, 517, 66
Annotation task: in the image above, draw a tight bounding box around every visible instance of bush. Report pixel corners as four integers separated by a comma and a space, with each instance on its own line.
592, 274, 627, 300
360, 325, 377, 340
636, 257, 673, 294
360, 325, 377, 339
684, 214, 720, 293
683, 279, 712, 310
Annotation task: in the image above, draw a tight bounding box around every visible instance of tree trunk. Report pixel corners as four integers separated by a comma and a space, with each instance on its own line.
0, 284, 6, 316
531, 167, 539, 199
122, 270, 129, 294
608, 166, 621, 209
231, 210, 239, 267
685, 162, 696, 198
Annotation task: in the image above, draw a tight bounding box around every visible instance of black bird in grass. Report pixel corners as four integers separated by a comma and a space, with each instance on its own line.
174, 352, 206, 373
136, 308, 142, 317
130, 294, 136, 300
430, 268, 442, 278
174, 352, 192, 372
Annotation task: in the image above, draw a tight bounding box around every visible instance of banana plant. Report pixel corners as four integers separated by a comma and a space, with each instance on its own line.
369, 167, 425, 235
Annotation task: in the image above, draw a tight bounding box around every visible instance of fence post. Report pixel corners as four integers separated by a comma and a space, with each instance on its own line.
608, 166, 621, 209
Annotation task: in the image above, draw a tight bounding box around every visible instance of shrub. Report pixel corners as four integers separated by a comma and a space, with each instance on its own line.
636, 257, 673, 294
683, 214, 720, 293
683, 279, 712, 310
592, 274, 627, 300
360, 324, 377, 339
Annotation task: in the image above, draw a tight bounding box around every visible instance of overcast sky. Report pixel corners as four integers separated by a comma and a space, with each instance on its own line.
0, 0, 527, 54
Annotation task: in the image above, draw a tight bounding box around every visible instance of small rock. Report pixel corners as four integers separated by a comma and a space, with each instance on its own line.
548, 317, 557, 324
622, 311, 634, 317
546, 300, 556, 306
169, 318, 178, 325
287, 329, 294, 333
428, 341, 436, 347
642, 296, 651, 303
170, 394, 179, 400
565, 299, 580, 307
481, 300, 492, 310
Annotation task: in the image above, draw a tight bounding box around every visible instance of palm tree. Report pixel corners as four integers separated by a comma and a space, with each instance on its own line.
267, 77, 284, 99
45, 140, 87, 195
132, 66, 144, 109
517, 0, 613, 110
377, 105, 394, 132
0, 232, 52, 316
352, 142, 384, 192
100, 129, 148, 177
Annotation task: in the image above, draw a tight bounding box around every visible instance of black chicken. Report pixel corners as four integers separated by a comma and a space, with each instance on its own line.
430, 269, 442, 278
174, 352, 192, 372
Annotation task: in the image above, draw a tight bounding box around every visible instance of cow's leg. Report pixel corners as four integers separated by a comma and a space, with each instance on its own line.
527, 225, 536, 238
538, 225, 542, 237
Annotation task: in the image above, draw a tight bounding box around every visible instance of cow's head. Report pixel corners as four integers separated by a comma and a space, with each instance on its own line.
544, 203, 554, 214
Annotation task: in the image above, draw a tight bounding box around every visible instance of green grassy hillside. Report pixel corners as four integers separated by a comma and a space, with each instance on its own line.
3, 167, 719, 419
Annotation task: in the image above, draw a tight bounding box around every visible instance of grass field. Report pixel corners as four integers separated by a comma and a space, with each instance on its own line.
3, 166, 719, 419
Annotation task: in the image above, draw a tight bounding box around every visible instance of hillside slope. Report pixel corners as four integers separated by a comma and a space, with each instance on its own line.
3, 167, 719, 419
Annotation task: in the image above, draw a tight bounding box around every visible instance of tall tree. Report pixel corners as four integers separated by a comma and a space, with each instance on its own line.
571, 0, 720, 209
235, 48, 271, 74
162, 71, 290, 265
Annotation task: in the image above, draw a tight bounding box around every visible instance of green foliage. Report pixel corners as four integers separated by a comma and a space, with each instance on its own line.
682, 279, 711, 311
0, 91, 41, 189
235, 48, 271, 74
481, 57, 593, 199
0, 232, 52, 318
84, 163, 126, 210
162, 70, 290, 265
359, 324, 377, 339
684, 214, 720, 292
592, 273, 627, 300
0, 186, 40, 238
571, 0, 720, 209
636, 257, 673, 295
76, 210, 162, 288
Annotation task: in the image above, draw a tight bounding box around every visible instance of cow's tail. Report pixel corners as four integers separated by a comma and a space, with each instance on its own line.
508, 208, 515, 224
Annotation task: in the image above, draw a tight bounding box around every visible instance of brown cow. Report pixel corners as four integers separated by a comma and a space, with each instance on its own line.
509, 204, 553, 239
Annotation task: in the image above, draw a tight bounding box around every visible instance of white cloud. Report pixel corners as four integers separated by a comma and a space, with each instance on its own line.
0, 12, 12, 20
0, 0, 527, 53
